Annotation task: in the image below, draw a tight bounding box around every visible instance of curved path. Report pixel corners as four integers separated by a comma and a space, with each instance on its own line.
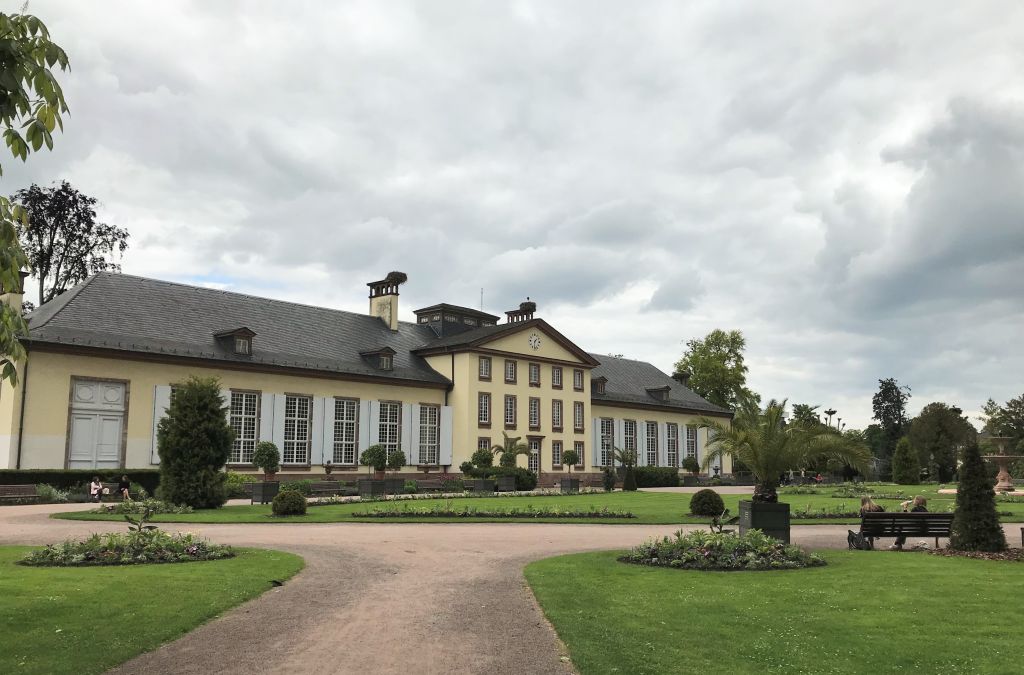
2, 503, 1020, 675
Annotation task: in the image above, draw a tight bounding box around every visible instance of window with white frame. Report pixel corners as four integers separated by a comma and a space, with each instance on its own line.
479, 356, 491, 380
419, 404, 440, 465
378, 401, 401, 455
573, 369, 584, 391
528, 438, 540, 472
478, 437, 491, 452
504, 359, 517, 383
529, 363, 540, 386
667, 423, 679, 467
573, 401, 584, 431
600, 418, 614, 466
646, 421, 658, 466
552, 399, 563, 430
552, 440, 563, 466
552, 366, 563, 388
229, 391, 259, 464
529, 397, 540, 429
234, 337, 251, 355
332, 398, 359, 465
478, 393, 491, 425
624, 420, 637, 454
686, 425, 698, 459
283, 395, 312, 464
504, 394, 517, 427
574, 441, 585, 466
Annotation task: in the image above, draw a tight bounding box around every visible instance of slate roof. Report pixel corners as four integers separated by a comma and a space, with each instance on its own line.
26, 273, 451, 386
589, 353, 733, 417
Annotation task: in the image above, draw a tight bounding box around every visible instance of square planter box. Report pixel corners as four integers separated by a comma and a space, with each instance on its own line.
385, 478, 405, 493
358, 479, 386, 497
495, 475, 517, 492
250, 481, 280, 505
682, 475, 699, 487
560, 477, 580, 494
738, 500, 791, 544
465, 478, 495, 493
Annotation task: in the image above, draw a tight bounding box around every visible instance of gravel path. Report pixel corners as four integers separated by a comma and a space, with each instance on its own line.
2, 503, 1021, 675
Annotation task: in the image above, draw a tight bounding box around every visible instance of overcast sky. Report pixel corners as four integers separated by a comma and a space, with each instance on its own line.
7, 1, 1024, 428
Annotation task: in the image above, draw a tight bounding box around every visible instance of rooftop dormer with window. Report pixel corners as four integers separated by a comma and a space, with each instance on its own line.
413, 303, 499, 338
360, 346, 396, 371
645, 385, 671, 402
214, 327, 255, 357
592, 375, 608, 395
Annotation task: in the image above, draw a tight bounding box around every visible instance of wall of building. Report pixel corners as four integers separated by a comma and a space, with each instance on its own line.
5, 350, 446, 471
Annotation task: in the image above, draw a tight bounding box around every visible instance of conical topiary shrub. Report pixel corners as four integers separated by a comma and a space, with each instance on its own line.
949, 442, 1007, 552
891, 437, 920, 485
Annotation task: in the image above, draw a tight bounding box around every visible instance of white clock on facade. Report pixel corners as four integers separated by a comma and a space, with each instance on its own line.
528, 333, 541, 350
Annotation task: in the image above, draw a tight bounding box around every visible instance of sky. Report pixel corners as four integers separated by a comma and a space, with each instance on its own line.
6, 1, 1024, 429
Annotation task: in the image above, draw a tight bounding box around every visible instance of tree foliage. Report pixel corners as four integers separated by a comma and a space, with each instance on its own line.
157, 377, 234, 509
871, 378, 911, 462
561, 448, 579, 473
949, 442, 1007, 552
790, 403, 821, 427
0, 10, 70, 385
491, 432, 530, 468
890, 437, 920, 485
673, 329, 758, 410
699, 399, 871, 503
12, 181, 129, 306
907, 403, 975, 482
980, 394, 1024, 448
359, 444, 387, 472
252, 441, 280, 475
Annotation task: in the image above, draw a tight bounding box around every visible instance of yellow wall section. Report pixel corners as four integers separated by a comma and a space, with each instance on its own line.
485, 326, 585, 364
10, 351, 444, 470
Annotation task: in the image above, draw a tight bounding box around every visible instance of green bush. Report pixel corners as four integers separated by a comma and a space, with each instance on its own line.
404, 480, 418, 494
387, 449, 407, 472
157, 377, 234, 509
0, 469, 161, 493
470, 447, 494, 468
634, 466, 680, 487
93, 499, 193, 515
689, 488, 725, 516
462, 466, 537, 491
35, 484, 69, 503
950, 442, 1007, 552
224, 471, 258, 499
360, 444, 387, 472
280, 479, 312, 496
20, 530, 232, 567
271, 490, 307, 516
620, 529, 825, 570
622, 468, 638, 491
682, 457, 700, 474
252, 441, 280, 475
891, 437, 920, 485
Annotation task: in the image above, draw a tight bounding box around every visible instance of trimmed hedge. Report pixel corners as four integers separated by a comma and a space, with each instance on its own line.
634, 466, 681, 487
0, 469, 161, 494
272, 490, 307, 516
462, 466, 538, 491
689, 488, 725, 516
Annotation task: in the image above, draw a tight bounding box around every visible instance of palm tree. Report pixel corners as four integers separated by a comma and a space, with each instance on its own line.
612, 446, 638, 491
491, 432, 531, 468
698, 398, 870, 502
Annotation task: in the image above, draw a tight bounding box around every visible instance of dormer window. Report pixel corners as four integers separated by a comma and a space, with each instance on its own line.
646, 386, 671, 402
593, 376, 607, 395
361, 346, 396, 372
214, 327, 256, 357
380, 354, 393, 370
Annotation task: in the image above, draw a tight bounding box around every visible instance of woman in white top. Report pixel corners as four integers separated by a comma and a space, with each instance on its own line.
89, 476, 103, 503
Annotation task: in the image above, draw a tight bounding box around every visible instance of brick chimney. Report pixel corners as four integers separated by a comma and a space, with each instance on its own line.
672, 371, 691, 387
367, 271, 407, 331
0, 270, 28, 312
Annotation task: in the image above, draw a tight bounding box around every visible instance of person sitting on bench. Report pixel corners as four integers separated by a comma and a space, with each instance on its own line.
117, 475, 131, 501
859, 496, 884, 547
891, 496, 927, 550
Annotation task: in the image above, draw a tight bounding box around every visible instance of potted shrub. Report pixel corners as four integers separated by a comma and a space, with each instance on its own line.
253, 441, 281, 481
358, 444, 388, 497
698, 398, 870, 544
560, 448, 581, 493
323, 459, 333, 476
682, 456, 700, 487
614, 446, 638, 491
385, 449, 407, 494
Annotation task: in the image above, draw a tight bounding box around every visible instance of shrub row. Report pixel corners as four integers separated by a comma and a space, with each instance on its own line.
353, 504, 635, 519
620, 529, 826, 571
0, 469, 161, 494
20, 530, 233, 567
633, 466, 680, 487
461, 466, 538, 491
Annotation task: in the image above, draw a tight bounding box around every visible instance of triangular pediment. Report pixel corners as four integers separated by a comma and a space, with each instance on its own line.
414, 318, 599, 366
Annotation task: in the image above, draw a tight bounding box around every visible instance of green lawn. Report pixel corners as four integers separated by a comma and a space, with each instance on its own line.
53, 486, 1024, 525
0, 546, 304, 675
526, 550, 1024, 674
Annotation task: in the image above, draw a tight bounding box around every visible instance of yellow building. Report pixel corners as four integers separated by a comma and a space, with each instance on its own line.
0, 272, 732, 481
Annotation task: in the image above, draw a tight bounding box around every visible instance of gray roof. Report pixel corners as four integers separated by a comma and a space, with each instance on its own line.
26, 273, 450, 386
589, 354, 733, 417
413, 321, 525, 350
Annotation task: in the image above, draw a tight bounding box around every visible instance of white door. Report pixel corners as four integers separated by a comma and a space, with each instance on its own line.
68, 379, 126, 469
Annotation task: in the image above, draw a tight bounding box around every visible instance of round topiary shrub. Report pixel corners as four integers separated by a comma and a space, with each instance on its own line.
689, 488, 725, 516
272, 490, 307, 516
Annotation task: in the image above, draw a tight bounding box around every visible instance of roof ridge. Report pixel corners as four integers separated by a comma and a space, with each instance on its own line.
97, 272, 428, 329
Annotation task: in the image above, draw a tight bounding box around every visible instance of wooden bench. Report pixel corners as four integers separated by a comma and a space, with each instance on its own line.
415, 479, 444, 493
860, 512, 954, 549
310, 481, 358, 497
0, 484, 38, 502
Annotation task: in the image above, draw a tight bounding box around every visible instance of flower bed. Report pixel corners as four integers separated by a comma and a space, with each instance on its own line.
92, 499, 193, 515
619, 529, 826, 571
19, 530, 234, 567
928, 548, 1024, 562
351, 502, 635, 519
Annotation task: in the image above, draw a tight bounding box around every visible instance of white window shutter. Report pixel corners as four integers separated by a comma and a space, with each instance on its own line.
400, 403, 413, 462
323, 398, 336, 465
358, 400, 371, 454
311, 397, 326, 466
613, 418, 624, 450
368, 401, 380, 446
439, 405, 453, 466
409, 403, 421, 465
272, 394, 286, 452
259, 392, 275, 442
637, 430, 647, 467
592, 418, 601, 466
659, 422, 669, 467
151, 385, 172, 464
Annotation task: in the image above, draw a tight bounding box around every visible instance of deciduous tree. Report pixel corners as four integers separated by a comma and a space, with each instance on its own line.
673, 329, 758, 410
12, 181, 129, 306
871, 378, 911, 464
0, 10, 70, 384
907, 403, 975, 482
